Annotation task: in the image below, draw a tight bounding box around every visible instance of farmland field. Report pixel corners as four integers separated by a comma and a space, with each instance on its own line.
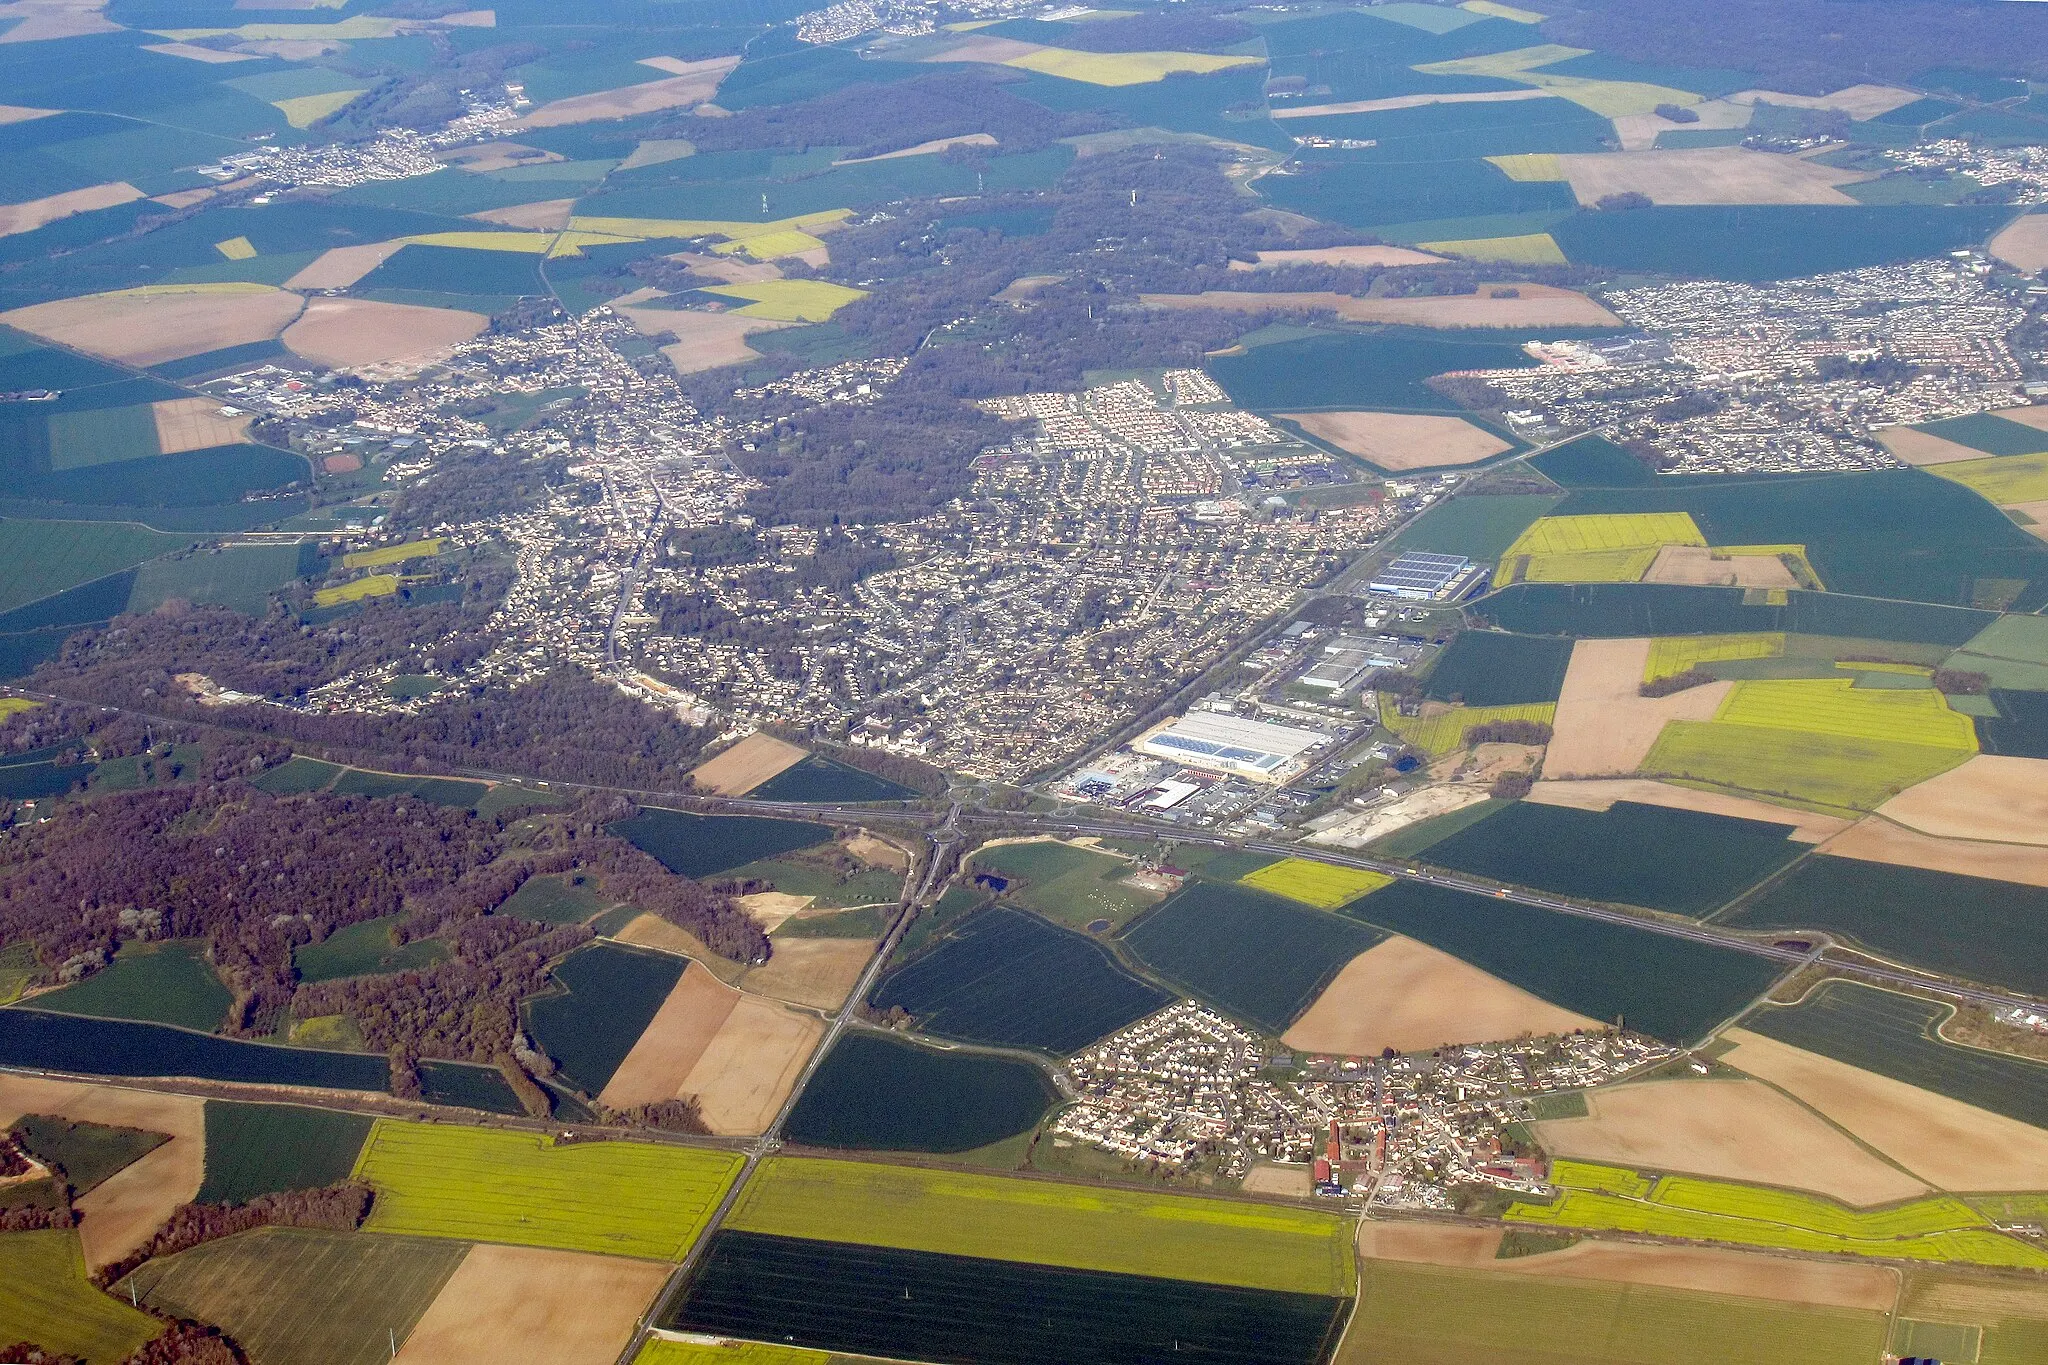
974, 839, 1155, 930
522, 942, 686, 1095
130, 1227, 468, 1365
1741, 980, 2048, 1129
1341, 880, 1784, 1042
1645, 632, 1786, 680
1721, 856, 2048, 995
1934, 451, 2048, 505
1121, 882, 1387, 1033
353, 1120, 744, 1259
1507, 1159, 2048, 1266
325, 768, 488, 806
0, 1229, 161, 1364
1383, 492, 1561, 560
664, 1231, 1351, 1365
0, 1008, 388, 1089
1641, 720, 1973, 813
126, 542, 309, 616
1423, 630, 1573, 705
868, 906, 1170, 1053
611, 806, 833, 879
729, 1157, 1356, 1295
196, 1100, 373, 1205
1208, 327, 1547, 412
1548, 205, 2014, 280
12, 1113, 166, 1194
1479, 582, 1994, 644
0, 517, 189, 613
1412, 799, 1804, 915
1504, 512, 1705, 558
781, 1030, 1057, 1153
293, 915, 449, 983
1343, 1257, 1888, 1365
1239, 858, 1392, 909
748, 754, 917, 802
34, 938, 231, 1031
1712, 677, 1977, 749
1377, 701, 1556, 756
1914, 413, 2048, 457
498, 871, 612, 925
247, 755, 344, 794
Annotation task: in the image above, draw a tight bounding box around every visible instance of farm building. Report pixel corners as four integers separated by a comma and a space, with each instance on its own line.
1135, 711, 1327, 783
1369, 551, 1477, 600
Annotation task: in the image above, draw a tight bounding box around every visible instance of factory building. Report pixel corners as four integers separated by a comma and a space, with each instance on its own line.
1368, 551, 1478, 601
1133, 711, 1327, 783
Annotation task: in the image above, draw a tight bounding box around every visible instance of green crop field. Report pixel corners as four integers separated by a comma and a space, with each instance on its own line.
293, 915, 449, 984
34, 937, 232, 1031
1899, 1268, 2048, 1365
1712, 678, 1978, 749
0, 517, 189, 614
1240, 858, 1391, 910
13, 1114, 166, 1193
498, 871, 613, 925
1342, 1257, 1888, 1365
1378, 701, 1555, 756
247, 755, 344, 794
1508, 1160, 2048, 1266
1936, 452, 2048, 505
1644, 632, 1786, 680
129, 1227, 468, 1365
353, 1120, 744, 1259
128, 543, 309, 616
0, 1229, 162, 1364
0, 939, 36, 1004
1423, 630, 1573, 706
47, 404, 163, 471
728, 1157, 1356, 1296
1384, 493, 1561, 561
197, 1101, 373, 1205
974, 839, 1154, 930
1641, 720, 1972, 813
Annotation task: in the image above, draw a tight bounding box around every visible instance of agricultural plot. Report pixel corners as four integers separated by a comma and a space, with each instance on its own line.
1344, 1257, 1889, 1365
325, 769, 488, 807
1722, 855, 2048, 995
1422, 629, 1573, 705
1383, 492, 1561, 561
353, 1120, 744, 1259
11, 1113, 167, 1194
498, 871, 612, 926
748, 754, 917, 802
729, 1157, 1356, 1296
1507, 1159, 2048, 1266
1207, 328, 1545, 413
1549, 205, 2014, 280
0, 1007, 389, 1090
394, 1243, 671, 1365
196, 1100, 372, 1204
1286, 934, 1599, 1056
1377, 701, 1555, 756
127, 542, 309, 616
130, 1227, 469, 1365
610, 806, 832, 879
0, 517, 190, 614
1121, 882, 1387, 1033
1342, 881, 1783, 1042
973, 839, 1154, 931
1642, 719, 1973, 814
0, 1229, 161, 1364
1913, 413, 2048, 457
1645, 632, 1785, 680
1742, 980, 2048, 1129
1239, 858, 1391, 909
522, 942, 686, 1095
781, 1030, 1057, 1153
293, 915, 449, 983
665, 1231, 1351, 1365
34, 938, 231, 1031
868, 906, 1170, 1054
1412, 800, 1804, 916
1479, 582, 1995, 645
1708, 678, 1976, 750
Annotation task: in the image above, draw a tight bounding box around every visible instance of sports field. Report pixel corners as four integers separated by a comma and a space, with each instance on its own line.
1239, 858, 1391, 909
1378, 702, 1556, 756
352, 1120, 744, 1259
0, 1229, 162, 1364
1644, 633, 1786, 681
1642, 720, 1973, 812
341, 538, 442, 569
1712, 678, 1978, 750
1934, 451, 2048, 505
726, 1157, 1357, 1296
314, 573, 400, 607
1507, 1160, 2048, 1266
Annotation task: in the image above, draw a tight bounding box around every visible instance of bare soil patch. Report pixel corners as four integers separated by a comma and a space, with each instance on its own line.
629, 310, 790, 375
2008, 498, 2048, 543
1273, 89, 1553, 119
1613, 98, 1751, 151
688, 730, 807, 796
836, 133, 996, 164
0, 181, 143, 237
1989, 214, 2048, 273
0, 103, 57, 123
1283, 935, 1598, 1056
283, 241, 407, 290
142, 41, 257, 62
1995, 404, 2048, 433
1875, 755, 2048, 845
922, 33, 1042, 65
444, 142, 561, 173
681, 995, 824, 1135
1644, 543, 1798, 588
597, 965, 740, 1110
1357, 1220, 1897, 1310
466, 198, 575, 230
611, 913, 747, 985
513, 56, 738, 128
1229, 245, 1445, 270
1533, 1077, 1928, 1206
1729, 84, 1922, 120
1554, 148, 1868, 206
1876, 425, 1992, 466
666, 250, 781, 284
1547, 637, 1732, 778
1283, 410, 1509, 471
740, 937, 873, 1010
1240, 1162, 1312, 1197
151, 397, 250, 453
1307, 782, 1491, 850
4, 286, 303, 366
1721, 1027, 2048, 1191
733, 891, 813, 930
1527, 778, 1848, 842
1819, 819, 2048, 888
845, 831, 909, 872
283, 297, 486, 370
323, 453, 361, 474
1143, 284, 1617, 329
617, 139, 696, 171
0, 1074, 203, 1270
394, 1244, 669, 1365
1428, 741, 1542, 786
0, 0, 120, 43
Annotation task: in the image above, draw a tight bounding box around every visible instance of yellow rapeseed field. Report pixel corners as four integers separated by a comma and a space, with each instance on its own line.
1504, 512, 1706, 558
1711, 678, 1977, 750
1239, 858, 1393, 909
1415, 232, 1567, 265
1932, 452, 2048, 505
342, 538, 442, 570
213, 236, 257, 261
312, 574, 398, 608
702, 279, 868, 322
1643, 633, 1785, 681
1378, 702, 1556, 756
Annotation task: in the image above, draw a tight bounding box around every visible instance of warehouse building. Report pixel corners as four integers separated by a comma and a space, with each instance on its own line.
1134, 711, 1327, 783
1369, 551, 1477, 600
